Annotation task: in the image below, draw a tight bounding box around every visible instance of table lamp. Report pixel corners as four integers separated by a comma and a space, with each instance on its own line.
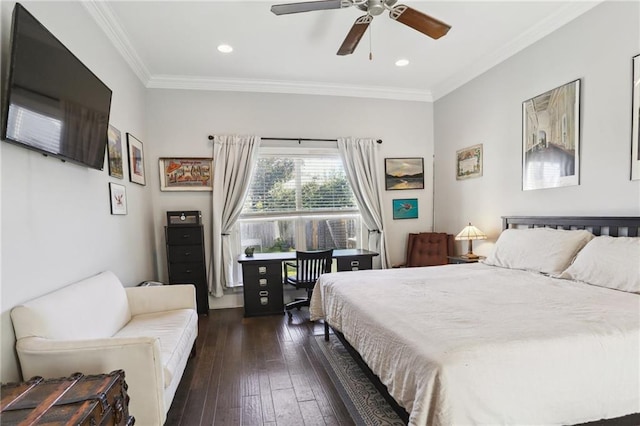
455, 223, 487, 259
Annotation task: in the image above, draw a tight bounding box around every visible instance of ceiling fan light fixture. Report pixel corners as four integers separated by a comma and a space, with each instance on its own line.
395, 58, 409, 67
367, 0, 385, 16
217, 44, 233, 53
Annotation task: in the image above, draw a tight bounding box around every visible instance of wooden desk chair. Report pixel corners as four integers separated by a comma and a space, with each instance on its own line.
284, 249, 333, 318
396, 232, 454, 267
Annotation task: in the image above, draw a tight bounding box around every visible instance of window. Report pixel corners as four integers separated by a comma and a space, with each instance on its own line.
237, 148, 361, 257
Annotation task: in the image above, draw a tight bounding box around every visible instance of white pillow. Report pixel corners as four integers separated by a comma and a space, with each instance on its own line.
558, 236, 640, 293
483, 227, 594, 275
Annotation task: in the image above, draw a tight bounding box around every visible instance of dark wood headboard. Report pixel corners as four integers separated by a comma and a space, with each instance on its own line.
502, 216, 640, 237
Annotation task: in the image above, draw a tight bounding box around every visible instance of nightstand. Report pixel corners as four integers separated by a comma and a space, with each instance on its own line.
448, 256, 485, 264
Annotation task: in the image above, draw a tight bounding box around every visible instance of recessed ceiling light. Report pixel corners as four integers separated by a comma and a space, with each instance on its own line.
217, 44, 233, 53
395, 59, 409, 67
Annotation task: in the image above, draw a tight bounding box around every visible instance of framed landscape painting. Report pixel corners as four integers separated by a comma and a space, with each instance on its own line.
632, 54, 640, 180
385, 158, 424, 190
522, 79, 580, 191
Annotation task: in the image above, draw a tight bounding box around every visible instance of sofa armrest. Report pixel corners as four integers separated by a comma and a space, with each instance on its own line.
125, 284, 196, 316
16, 336, 166, 425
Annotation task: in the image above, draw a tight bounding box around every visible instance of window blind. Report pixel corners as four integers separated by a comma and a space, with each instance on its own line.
242, 155, 357, 215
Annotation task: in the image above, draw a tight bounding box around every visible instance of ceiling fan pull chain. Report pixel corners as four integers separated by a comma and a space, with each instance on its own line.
369, 23, 373, 60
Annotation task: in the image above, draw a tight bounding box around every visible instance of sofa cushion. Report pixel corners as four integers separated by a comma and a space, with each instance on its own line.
11, 271, 131, 340
114, 309, 198, 388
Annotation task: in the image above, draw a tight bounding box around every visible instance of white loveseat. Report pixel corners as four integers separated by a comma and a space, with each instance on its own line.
10, 271, 198, 425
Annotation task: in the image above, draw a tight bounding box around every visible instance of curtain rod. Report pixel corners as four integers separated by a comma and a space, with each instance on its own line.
207, 135, 382, 144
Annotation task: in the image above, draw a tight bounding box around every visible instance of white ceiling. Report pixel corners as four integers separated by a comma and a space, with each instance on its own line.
83, 0, 602, 101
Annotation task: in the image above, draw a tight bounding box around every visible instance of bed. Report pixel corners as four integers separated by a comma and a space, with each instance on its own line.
310, 216, 640, 426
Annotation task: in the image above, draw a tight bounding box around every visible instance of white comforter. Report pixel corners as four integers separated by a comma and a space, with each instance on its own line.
309, 263, 640, 426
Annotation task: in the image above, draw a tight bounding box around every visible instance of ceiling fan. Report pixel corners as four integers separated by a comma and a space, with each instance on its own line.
270, 0, 451, 56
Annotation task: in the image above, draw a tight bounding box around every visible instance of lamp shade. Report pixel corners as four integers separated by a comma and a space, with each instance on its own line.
455, 223, 487, 241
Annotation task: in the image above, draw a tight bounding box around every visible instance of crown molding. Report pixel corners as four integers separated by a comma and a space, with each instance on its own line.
147, 75, 434, 102
84, 0, 600, 103
82, 1, 150, 85
430, 1, 604, 101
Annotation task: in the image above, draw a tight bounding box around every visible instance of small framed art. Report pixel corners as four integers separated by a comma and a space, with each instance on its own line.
392, 198, 418, 220
107, 125, 123, 179
159, 158, 213, 191
109, 183, 127, 215
127, 133, 146, 186
522, 79, 580, 190
384, 158, 424, 190
456, 144, 483, 180
632, 54, 640, 180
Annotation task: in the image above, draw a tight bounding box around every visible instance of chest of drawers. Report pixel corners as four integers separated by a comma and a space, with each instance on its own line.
165, 225, 209, 314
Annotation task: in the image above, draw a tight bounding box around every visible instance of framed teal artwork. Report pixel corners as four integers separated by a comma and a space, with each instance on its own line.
392, 198, 418, 219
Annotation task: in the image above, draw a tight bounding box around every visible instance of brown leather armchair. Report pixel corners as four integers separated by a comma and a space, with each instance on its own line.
397, 232, 454, 267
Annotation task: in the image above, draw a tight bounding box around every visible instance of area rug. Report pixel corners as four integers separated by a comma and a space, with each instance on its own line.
311, 334, 405, 426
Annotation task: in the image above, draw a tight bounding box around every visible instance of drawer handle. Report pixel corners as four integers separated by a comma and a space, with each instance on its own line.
350, 260, 359, 266
260, 297, 269, 305
182, 234, 190, 238
258, 267, 267, 274
184, 252, 191, 256
259, 278, 267, 286
259, 291, 269, 296
184, 270, 192, 274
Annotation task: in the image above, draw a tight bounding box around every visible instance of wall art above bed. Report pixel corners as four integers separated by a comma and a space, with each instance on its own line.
522, 79, 580, 191
631, 54, 640, 180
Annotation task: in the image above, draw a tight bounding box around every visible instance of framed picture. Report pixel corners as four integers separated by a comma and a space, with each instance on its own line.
107, 125, 123, 179
159, 157, 213, 191
127, 133, 146, 185
456, 144, 483, 180
384, 158, 424, 190
632, 54, 640, 180
522, 79, 580, 191
392, 198, 418, 220
109, 182, 127, 215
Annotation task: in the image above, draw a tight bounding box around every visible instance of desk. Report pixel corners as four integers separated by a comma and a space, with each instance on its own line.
238, 249, 378, 317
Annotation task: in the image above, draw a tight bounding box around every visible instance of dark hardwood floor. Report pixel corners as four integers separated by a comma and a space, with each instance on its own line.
166, 308, 356, 426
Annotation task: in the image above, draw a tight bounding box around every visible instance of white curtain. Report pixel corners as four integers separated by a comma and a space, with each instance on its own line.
209, 135, 261, 297
337, 137, 389, 269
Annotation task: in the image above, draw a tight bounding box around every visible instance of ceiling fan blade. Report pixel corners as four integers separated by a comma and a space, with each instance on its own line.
389, 5, 451, 39
337, 15, 372, 56
271, 0, 349, 15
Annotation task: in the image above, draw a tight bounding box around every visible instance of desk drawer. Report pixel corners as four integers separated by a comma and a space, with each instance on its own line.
242, 262, 282, 288
243, 286, 283, 316
337, 256, 372, 271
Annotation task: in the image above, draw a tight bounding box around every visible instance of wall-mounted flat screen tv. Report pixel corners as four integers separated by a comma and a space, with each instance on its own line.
1, 3, 112, 170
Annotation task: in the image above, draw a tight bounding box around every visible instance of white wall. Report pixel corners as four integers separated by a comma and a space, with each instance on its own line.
434, 0, 640, 255
0, 1, 154, 382
145, 90, 434, 308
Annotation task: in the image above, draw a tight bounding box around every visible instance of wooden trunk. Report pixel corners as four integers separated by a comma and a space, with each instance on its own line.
1, 370, 134, 425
